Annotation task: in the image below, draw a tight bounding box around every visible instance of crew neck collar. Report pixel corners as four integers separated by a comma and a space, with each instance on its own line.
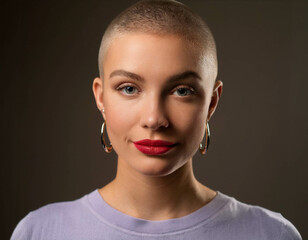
85, 189, 230, 234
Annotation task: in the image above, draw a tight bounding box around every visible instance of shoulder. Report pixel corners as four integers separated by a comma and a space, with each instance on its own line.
11, 192, 92, 240
214, 192, 302, 240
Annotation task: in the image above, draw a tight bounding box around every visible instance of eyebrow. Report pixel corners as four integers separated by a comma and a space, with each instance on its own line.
169, 71, 202, 82
109, 69, 202, 82
109, 70, 144, 82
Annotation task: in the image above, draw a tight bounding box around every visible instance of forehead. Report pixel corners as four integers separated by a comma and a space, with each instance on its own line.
102, 33, 207, 79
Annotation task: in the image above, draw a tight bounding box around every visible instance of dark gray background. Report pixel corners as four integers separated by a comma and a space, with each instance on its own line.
1, 0, 307, 239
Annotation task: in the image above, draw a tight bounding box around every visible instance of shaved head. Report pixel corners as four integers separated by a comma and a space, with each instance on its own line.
98, 0, 217, 83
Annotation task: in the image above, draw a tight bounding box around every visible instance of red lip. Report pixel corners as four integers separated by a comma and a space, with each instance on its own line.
133, 139, 177, 155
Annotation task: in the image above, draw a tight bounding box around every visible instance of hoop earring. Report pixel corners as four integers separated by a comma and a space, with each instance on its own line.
101, 121, 113, 153
199, 122, 210, 155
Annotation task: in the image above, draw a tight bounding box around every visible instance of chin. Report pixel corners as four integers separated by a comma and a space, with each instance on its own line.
134, 157, 183, 177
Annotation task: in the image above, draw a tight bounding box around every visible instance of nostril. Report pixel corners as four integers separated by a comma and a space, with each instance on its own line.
141, 114, 169, 130
161, 119, 169, 128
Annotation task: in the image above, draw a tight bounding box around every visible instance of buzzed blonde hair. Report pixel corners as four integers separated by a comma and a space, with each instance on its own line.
98, 0, 217, 81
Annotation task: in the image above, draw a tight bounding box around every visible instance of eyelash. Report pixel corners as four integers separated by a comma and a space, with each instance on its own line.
116, 83, 196, 97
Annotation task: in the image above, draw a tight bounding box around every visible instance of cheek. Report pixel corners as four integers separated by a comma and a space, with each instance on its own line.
103, 93, 137, 146
169, 101, 208, 146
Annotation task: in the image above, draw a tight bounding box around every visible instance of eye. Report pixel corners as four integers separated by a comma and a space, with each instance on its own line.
173, 87, 195, 97
123, 86, 137, 94
116, 84, 139, 95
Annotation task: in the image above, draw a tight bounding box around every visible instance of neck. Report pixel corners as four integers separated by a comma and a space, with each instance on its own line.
99, 158, 216, 220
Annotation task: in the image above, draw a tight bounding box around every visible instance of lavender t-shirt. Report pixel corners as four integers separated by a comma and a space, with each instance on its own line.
11, 189, 301, 240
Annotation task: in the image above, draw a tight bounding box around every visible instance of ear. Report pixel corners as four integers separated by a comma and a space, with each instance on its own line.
207, 80, 223, 121
92, 77, 106, 119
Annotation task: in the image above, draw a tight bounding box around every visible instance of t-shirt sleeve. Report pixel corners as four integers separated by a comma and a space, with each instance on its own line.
279, 217, 302, 240
11, 212, 33, 240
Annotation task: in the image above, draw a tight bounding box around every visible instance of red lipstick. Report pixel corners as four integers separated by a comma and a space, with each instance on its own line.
133, 139, 177, 155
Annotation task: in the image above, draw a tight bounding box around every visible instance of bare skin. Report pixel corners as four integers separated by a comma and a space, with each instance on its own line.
93, 33, 222, 220
99, 159, 216, 220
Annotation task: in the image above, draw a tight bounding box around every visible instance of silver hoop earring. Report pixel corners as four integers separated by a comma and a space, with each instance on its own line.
199, 122, 210, 155
101, 121, 113, 153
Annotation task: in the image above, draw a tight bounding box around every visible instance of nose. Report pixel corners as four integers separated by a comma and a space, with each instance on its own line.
140, 94, 169, 131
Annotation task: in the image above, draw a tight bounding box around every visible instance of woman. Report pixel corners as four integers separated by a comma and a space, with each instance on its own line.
11, 0, 301, 239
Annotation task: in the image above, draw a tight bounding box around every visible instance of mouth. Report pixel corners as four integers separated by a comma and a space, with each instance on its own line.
133, 139, 177, 155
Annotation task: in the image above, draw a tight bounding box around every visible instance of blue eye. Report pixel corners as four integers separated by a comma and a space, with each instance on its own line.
122, 86, 138, 95
174, 87, 194, 96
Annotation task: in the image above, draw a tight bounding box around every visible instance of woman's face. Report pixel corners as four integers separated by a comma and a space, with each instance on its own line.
93, 33, 221, 177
